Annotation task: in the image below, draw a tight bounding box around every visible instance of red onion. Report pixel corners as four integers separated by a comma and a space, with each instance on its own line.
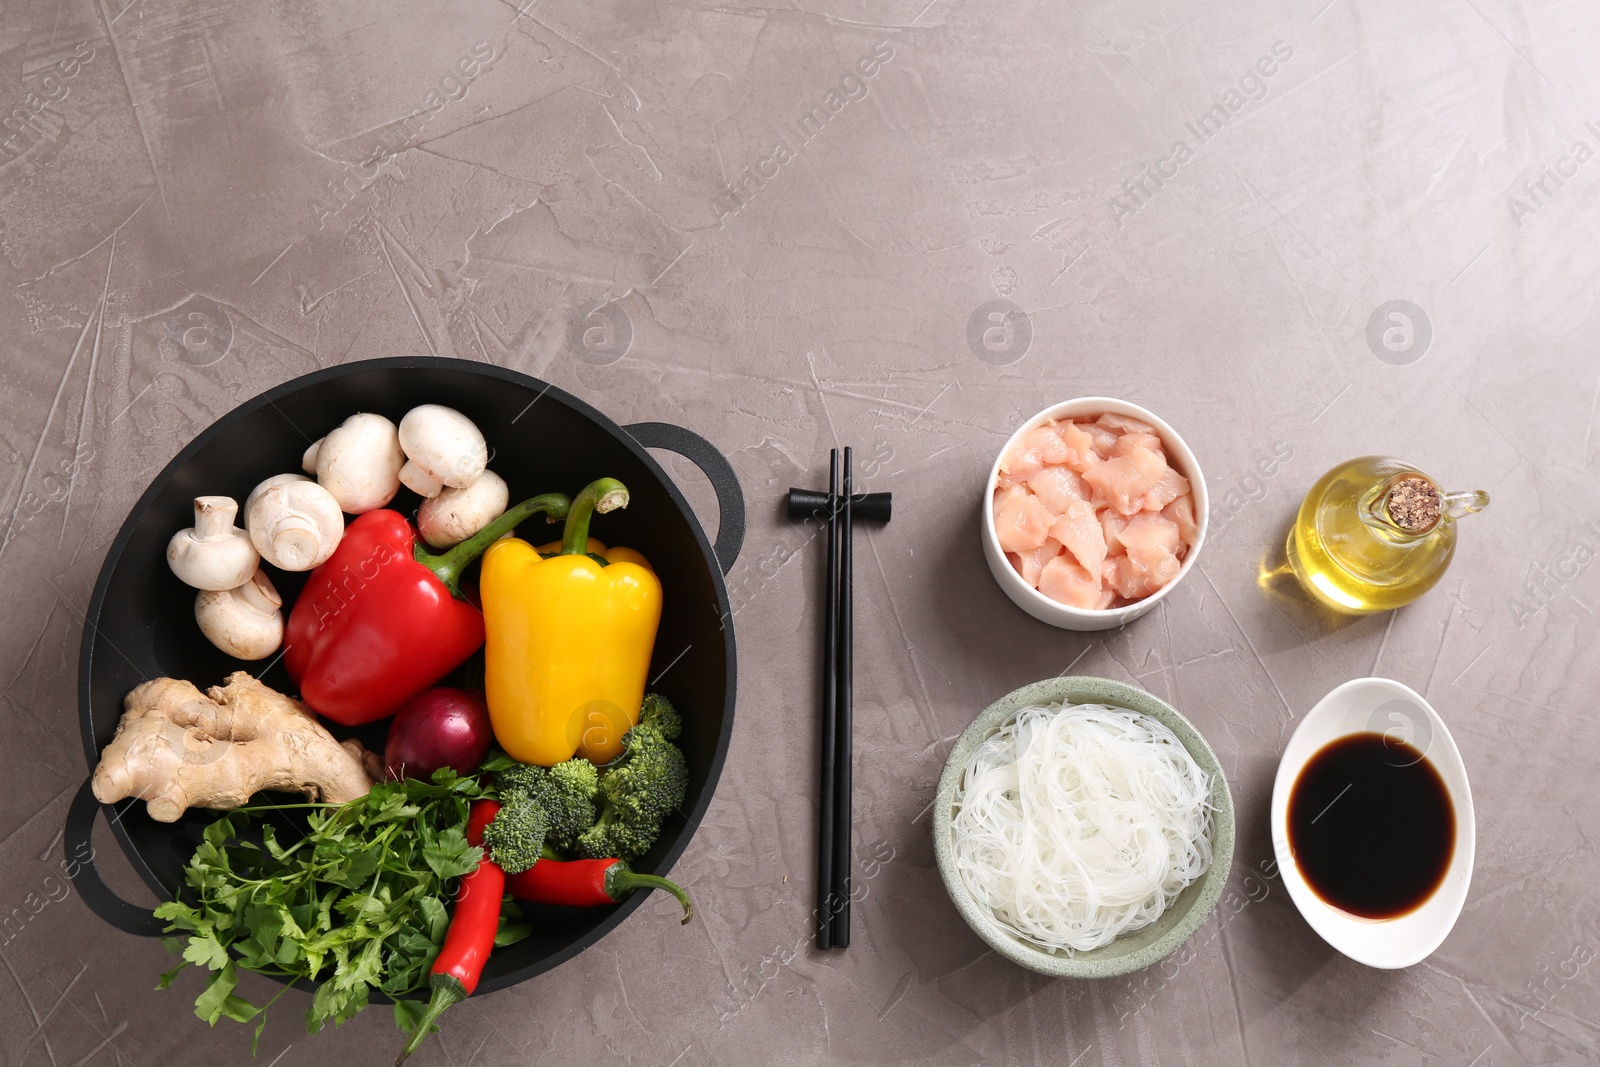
384, 687, 492, 780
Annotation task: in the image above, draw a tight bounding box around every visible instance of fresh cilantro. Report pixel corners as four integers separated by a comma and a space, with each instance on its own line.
155, 770, 488, 1049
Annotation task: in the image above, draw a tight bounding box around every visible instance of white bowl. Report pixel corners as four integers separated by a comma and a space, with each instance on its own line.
981, 397, 1209, 631
932, 676, 1236, 978
1270, 678, 1476, 969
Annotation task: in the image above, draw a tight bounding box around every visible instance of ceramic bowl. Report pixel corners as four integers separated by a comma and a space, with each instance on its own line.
981, 397, 1208, 631
1270, 677, 1475, 969
932, 676, 1235, 978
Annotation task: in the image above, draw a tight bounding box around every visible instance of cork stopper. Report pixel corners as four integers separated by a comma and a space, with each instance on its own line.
1385, 476, 1442, 533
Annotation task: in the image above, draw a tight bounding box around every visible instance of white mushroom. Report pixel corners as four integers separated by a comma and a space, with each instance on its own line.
245, 474, 344, 571
245, 473, 309, 520
419, 470, 510, 548
398, 405, 488, 497
314, 413, 403, 513
301, 438, 323, 475
195, 569, 284, 660
167, 496, 259, 591
244, 470, 304, 511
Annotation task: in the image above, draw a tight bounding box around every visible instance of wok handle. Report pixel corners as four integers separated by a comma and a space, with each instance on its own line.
64, 777, 167, 937
625, 422, 746, 574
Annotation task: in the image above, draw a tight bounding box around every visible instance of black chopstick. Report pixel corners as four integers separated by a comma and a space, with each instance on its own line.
815, 449, 840, 949
831, 448, 854, 947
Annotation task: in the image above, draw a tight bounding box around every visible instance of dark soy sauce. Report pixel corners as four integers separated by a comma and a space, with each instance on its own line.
1287, 732, 1455, 920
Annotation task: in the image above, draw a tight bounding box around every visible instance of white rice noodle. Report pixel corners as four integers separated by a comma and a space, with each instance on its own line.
951, 702, 1213, 954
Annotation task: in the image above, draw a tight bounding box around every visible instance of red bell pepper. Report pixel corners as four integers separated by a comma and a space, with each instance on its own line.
284, 493, 568, 725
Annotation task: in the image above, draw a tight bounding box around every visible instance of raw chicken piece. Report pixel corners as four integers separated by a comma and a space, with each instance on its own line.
1115, 433, 1165, 456
1094, 585, 1116, 610
1049, 500, 1108, 575
1163, 494, 1199, 546
1110, 547, 1182, 599
1056, 421, 1101, 473
1027, 465, 1088, 513
1084, 423, 1119, 459
994, 483, 1025, 508
998, 441, 1044, 484
1102, 512, 1129, 556
1108, 556, 1139, 599
1140, 468, 1191, 512
1119, 512, 1182, 557
993, 485, 1056, 553
1136, 544, 1182, 584
1009, 537, 1064, 586
1082, 456, 1151, 516
1118, 441, 1169, 498
1096, 412, 1157, 435
1025, 424, 1074, 464
1004, 424, 1073, 479
1038, 554, 1103, 609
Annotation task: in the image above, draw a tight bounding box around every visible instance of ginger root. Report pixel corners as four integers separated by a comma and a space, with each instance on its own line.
92, 672, 381, 822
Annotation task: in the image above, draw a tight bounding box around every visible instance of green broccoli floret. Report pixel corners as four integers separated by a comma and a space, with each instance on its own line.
491, 758, 600, 856
636, 693, 682, 742
493, 761, 543, 796
480, 796, 549, 874
531, 759, 599, 852
577, 728, 688, 861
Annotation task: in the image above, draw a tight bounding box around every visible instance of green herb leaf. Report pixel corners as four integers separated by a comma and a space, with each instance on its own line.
194, 961, 241, 1026
219, 993, 260, 1024
183, 932, 231, 971
392, 997, 431, 1036
154, 900, 205, 933
343, 940, 384, 991
308, 979, 345, 1034
493, 921, 532, 948
202, 815, 237, 848
422, 827, 478, 879
156, 959, 192, 991
477, 750, 520, 775
261, 824, 290, 861
415, 896, 448, 943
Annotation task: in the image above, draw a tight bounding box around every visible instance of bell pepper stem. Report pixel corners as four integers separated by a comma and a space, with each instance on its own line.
395, 973, 466, 1065
560, 478, 629, 557
418, 492, 572, 593
605, 863, 694, 924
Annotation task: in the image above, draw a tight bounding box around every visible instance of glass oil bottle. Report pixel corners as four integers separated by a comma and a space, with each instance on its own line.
1286, 457, 1488, 614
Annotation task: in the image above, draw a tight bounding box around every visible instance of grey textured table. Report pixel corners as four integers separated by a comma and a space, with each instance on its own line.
2, 1, 1597, 1064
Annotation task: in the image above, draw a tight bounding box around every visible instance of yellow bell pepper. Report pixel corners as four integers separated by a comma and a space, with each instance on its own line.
481, 478, 663, 766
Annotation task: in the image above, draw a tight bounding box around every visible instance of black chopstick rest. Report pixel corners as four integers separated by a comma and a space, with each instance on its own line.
785, 489, 893, 524
788, 449, 891, 951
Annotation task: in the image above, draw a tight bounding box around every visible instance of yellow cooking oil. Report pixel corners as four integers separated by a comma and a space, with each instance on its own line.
1286, 457, 1488, 614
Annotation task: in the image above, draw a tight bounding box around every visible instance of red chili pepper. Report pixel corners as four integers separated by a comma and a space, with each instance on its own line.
396, 799, 504, 1065
284, 494, 568, 725
506, 857, 693, 924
